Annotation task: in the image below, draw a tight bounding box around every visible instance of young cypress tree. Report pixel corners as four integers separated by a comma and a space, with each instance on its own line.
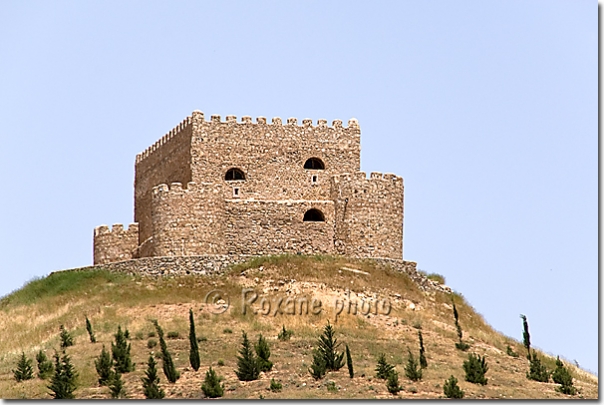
59, 325, 74, 349
48, 351, 78, 399
95, 345, 113, 386
453, 303, 470, 351
375, 353, 395, 379
551, 356, 576, 395
526, 351, 550, 382
85, 316, 96, 343
463, 353, 488, 385
202, 366, 224, 398
418, 331, 428, 369
109, 370, 126, 399
404, 349, 422, 381
255, 334, 273, 372
152, 320, 180, 383
317, 321, 345, 371
36, 350, 54, 380
345, 344, 354, 378
520, 314, 531, 358
443, 375, 464, 398
235, 331, 260, 381
112, 326, 135, 373
386, 370, 402, 395
142, 354, 165, 399
308, 349, 327, 380
13, 352, 34, 382
188, 309, 200, 372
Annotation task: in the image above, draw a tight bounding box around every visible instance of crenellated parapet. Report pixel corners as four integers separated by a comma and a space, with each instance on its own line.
93, 223, 139, 265
136, 116, 193, 164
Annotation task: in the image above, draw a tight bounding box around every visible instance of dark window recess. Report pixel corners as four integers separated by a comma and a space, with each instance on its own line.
303, 208, 325, 222
225, 168, 246, 181
304, 158, 325, 170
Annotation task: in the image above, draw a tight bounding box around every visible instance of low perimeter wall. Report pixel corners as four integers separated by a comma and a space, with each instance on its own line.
60, 255, 450, 293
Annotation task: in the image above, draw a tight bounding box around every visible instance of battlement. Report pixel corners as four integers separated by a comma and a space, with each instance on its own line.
136, 116, 193, 164
152, 181, 198, 195
331, 171, 403, 185
94, 223, 139, 237
190, 111, 358, 129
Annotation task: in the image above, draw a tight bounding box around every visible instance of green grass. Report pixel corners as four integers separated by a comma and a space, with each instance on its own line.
0, 270, 129, 308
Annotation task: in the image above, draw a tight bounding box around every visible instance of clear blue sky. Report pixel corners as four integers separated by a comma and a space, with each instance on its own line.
0, 1, 597, 374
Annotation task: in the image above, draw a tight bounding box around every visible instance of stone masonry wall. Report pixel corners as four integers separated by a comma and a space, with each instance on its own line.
331, 172, 404, 260
224, 200, 335, 256
135, 117, 193, 246
189, 111, 361, 203
93, 223, 139, 265
149, 181, 225, 257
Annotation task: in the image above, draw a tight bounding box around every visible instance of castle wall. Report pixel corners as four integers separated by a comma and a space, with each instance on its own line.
224, 200, 335, 256
148, 181, 225, 257
135, 117, 194, 245
331, 172, 404, 260
189, 112, 361, 203
93, 223, 139, 265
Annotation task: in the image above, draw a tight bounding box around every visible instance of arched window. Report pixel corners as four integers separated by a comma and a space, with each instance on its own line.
225, 167, 246, 181
303, 208, 325, 222
304, 157, 325, 170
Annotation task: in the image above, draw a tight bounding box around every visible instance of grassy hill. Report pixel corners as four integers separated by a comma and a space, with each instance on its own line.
0, 255, 597, 399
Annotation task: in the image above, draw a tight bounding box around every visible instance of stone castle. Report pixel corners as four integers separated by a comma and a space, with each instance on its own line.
93, 110, 405, 269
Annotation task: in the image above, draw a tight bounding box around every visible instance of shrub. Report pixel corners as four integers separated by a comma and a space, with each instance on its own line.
412, 321, 422, 330
147, 331, 156, 338
309, 349, 327, 380
217, 359, 225, 366
36, 350, 54, 380
13, 352, 34, 382
109, 371, 126, 399
189, 309, 200, 371
152, 320, 180, 383
418, 331, 427, 369
443, 375, 464, 398
85, 316, 96, 343
124, 328, 130, 339
147, 339, 157, 349
255, 334, 273, 372
223, 328, 233, 334
506, 345, 519, 357
167, 331, 180, 339
317, 321, 345, 371
526, 352, 550, 382
135, 331, 144, 340
463, 353, 488, 385
455, 341, 471, 351
235, 331, 260, 381
197, 336, 208, 342
346, 344, 354, 378
48, 351, 78, 399
552, 356, 576, 395
94, 345, 113, 386
277, 325, 293, 341
201, 366, 224, 398
59, 325, 74, 349
375, 353, 395, 379
405, 349, 422, 381
386, 370, 402, 395
112, 326, 135, 373
141, 354, 165, 399
269, 378, 282, 392
426, 273, 445, 284
326, 380, 338, 392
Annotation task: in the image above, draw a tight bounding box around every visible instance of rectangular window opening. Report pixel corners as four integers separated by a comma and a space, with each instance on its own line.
233, 187, 240, 198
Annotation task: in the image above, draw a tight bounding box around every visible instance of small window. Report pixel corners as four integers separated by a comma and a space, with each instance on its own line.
233, 187, 240, 198
304, 157, 325, 170
303, 208, 325, 222
311, 174, 318, 184
225, 167, 246, 181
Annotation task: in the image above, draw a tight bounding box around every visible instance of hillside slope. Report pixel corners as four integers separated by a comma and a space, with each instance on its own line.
0, 255, 597, 399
